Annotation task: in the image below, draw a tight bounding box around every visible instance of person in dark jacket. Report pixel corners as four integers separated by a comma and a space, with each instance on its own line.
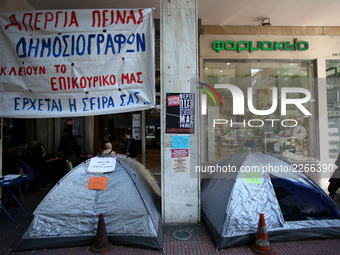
58, 128, 81, 167
123, 130, 137, 159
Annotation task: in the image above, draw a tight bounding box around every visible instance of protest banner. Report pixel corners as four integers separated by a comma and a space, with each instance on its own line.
0, 8, 155, 118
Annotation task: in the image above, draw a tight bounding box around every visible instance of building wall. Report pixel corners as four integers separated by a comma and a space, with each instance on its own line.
0, 0, 33, 11
3, 1, 340, 223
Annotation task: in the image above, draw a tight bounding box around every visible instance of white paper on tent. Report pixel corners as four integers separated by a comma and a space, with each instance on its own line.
87, 157, 116, 174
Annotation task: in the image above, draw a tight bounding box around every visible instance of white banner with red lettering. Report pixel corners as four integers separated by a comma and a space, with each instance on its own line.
0, 9, 155, 118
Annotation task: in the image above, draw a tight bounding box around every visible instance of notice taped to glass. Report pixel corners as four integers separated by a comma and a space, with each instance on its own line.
166, 93, 195, 134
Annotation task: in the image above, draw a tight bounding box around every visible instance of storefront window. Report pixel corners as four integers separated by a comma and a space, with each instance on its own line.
326, 60, 340, 159
201, 59, 317, 162
95, 95, 161, 173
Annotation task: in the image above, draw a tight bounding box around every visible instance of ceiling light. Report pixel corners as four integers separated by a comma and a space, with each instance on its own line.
259, 18, 271, 26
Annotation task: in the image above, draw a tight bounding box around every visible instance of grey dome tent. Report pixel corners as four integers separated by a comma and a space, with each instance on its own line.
201, 152, 340, 250
15, 154, 162, 251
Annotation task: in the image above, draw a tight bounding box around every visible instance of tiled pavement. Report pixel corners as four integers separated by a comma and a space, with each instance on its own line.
1, 183, 340, 255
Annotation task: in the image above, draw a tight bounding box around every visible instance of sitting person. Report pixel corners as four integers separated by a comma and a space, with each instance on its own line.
98, 142, 116, 156
97, 140, 109, 155
31, 143, 66, 187
15, 149, 34, 191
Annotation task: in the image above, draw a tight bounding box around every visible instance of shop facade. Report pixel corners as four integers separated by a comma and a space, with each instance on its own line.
199, 27, 340, 170
2, 1, 340, 224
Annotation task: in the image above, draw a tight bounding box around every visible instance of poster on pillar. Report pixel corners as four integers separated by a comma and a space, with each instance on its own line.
171, 149, 189, 173
0, 9, 155, 118
166, 93, 195, 133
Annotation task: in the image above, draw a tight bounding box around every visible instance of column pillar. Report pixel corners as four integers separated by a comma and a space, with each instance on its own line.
160, 0, 200, 223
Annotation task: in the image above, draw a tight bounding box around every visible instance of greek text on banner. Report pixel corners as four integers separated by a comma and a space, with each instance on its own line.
0, 9, 155, 118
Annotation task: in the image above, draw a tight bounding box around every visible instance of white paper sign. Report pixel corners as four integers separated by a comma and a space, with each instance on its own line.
87, 157, 116, 174
171, 149, 189, 173
0, 9, 155, 118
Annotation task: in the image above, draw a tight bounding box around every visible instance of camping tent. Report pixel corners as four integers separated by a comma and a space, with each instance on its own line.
15, 154, 162, 251
201, 152, 340, 249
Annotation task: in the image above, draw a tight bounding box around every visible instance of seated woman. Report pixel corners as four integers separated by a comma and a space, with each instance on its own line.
98, 142, 116, 156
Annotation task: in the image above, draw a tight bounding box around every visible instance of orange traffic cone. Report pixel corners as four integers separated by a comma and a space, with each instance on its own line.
90, 213, 113, 254
251, 213, 275, 255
